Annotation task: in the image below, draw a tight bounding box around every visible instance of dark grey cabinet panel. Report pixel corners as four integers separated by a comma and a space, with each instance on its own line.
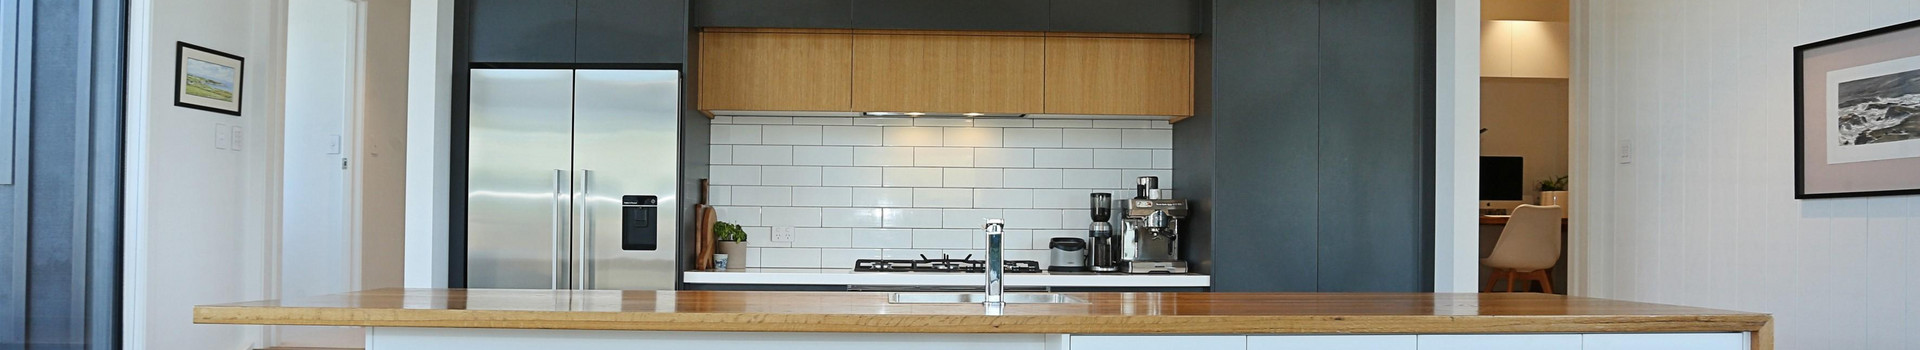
850, 0, 1049, 31
1050, 0, 1202, 34
693, 0, 852, 28
577, 0, 689, 64
469, 0, 577, 63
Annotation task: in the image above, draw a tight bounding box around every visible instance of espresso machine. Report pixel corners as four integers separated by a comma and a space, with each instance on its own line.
1120, 176, 1189, 274
1087, 193, 1120, 272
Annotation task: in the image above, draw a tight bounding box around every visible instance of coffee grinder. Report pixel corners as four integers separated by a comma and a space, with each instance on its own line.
1087, 193, 1120, 272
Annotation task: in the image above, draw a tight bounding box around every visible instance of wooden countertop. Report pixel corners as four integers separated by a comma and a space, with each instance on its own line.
194, 288, 1769, 337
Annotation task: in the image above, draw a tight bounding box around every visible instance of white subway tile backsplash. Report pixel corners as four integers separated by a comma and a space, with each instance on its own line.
883, 167, 943, 187
973, 119, 1033, 128
732, 187, 792, 206
913, 118, 974, 127
793, 227, 852, 248
881, 208, 943, 228
792, 117, 854, 125
1062, 129, 1122, 148
821, 167, 883, 187
1093, 120, 1152, 129
941, 208, 1004, 229
1034, 149, 1094, 168
852, 188, 914, 207
712, 125, 762, 144
758, 248, 822, 268
1094, 149, 1152, 169
711, 165, 761, 185
852, 229, 912, 248
791, 187, 852, 207
733, 116, 795, 125
912, 188, 973, 208
821, 126, 883, 146
821, 208, 883, 227
1033, 119, 1092, 128
883, 127, 944, 146
792, 146, 854, 166
708, 186, 733, 205
852, 117, 913, 126
762, 125, 824, 145
1122, 129, 1173, 149
913, 147, 975, 167
1003, 169, 1063, 188
912, 229, 974, 249
1062, 169, 1121, 188
1003, 128, 1063, 148
942, 168, 1003, 188
710, 145, 733, 164
1033, 189, 1090, 209
733, 145, 795, 165
761, 207, 823, 227
974, 148, 1034, 168
1004, 209, 1064, 229
713, 116, 1176, 266
853, 147, 914, 166
760, 166, 823, 186
820, 248, 883, 264
943, 128, 1002, 147
715, 206, 761, 226
973, 189, 1034, 209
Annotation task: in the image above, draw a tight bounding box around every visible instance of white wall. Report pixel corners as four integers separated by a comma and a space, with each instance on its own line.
404, 0, 454, 288
710, 116, 1173, 268
1481, 78, 1569, 203
125, 0, 281, 348
1581, 0, 1920, 349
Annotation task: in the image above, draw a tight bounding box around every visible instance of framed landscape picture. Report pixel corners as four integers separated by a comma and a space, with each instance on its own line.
1796, 18, 1920, 199
174, 42, 243, 116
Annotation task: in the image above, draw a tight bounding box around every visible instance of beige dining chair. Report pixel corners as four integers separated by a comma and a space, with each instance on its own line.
1483, 204, 1563, 293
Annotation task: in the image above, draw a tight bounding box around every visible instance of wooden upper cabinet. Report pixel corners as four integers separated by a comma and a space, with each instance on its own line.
851, 33, 1045, 114
698, 30, 854, 111
1044, 36, 1193, 116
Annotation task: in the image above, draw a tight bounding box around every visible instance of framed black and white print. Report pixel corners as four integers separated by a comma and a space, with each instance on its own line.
174, 42, 244, 116
1796, 18, 1920, 199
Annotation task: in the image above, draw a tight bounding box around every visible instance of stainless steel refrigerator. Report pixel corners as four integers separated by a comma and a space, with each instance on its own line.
467, 69, 680, 290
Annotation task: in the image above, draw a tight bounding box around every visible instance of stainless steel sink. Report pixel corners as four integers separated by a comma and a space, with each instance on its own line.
888, 292, 1088, 304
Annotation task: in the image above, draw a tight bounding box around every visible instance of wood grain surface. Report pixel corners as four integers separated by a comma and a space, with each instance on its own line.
851, 34, 1046, 114
697, 31, 853, 112
1044, 36, 1194, 116
195, 289, 1769, 337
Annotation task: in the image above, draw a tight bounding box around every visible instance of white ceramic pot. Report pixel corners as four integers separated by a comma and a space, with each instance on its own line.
1539, 191, 1570, 218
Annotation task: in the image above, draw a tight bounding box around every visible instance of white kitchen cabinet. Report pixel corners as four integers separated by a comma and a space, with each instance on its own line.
1070, 335, 1245, 350
1584, 333, 1747, 350
1417, 334, 1582, 350
1249, 335, 1415, 350
1481, 20, 1569, 78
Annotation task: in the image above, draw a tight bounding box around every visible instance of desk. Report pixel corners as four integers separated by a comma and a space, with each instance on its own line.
1479, 215, 1569, 294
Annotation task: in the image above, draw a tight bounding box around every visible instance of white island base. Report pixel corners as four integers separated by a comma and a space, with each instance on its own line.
368, 327, 1749, 350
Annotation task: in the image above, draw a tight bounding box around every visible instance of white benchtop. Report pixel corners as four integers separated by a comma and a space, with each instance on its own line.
682, 268, 1210, 288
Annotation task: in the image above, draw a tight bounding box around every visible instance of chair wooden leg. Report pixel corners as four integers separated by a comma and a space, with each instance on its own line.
1485, 269, 1503, 292
1536, 270, 1554, 294
1505, 270, 1516, 292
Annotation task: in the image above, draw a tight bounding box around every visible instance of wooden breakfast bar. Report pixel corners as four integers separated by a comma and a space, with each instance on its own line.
194, 288, 1771, 350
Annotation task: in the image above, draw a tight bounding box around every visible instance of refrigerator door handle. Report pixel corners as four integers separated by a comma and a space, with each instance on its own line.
551, 169, 567, 290
577, 169, 596, 290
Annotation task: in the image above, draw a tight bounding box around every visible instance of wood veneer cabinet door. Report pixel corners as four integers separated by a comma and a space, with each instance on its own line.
852, 33, 1045, 114
1045, 36, 1193, 116
698, 31, 853, 111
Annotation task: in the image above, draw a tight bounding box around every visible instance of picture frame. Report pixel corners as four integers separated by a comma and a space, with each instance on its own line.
173, 42, 244, 116
1795, 18, 1920, 199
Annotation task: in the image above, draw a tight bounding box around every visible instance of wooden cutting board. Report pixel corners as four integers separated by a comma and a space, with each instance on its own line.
692, 205, 717, 270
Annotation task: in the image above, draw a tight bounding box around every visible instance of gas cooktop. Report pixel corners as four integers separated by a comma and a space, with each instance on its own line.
853, 254, 1042, 273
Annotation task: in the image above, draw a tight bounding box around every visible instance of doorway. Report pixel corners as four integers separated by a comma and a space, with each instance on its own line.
1476, 0, 1572, 294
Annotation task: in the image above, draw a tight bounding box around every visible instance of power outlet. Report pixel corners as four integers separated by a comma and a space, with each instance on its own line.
214, 123, 230, 150
770, 226, 796, 242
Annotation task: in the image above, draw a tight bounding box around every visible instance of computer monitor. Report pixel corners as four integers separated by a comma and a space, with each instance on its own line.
1480, 156, 1524, 213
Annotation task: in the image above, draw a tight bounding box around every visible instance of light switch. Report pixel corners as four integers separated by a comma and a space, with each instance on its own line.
214, 123, 230, 150
1617, 139, 1633, 164
229, 126, 243, 151
328, 134, 342, 155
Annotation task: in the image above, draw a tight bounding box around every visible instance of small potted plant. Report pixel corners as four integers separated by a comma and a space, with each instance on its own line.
714, 221, 748, 270
1537, 175, 1569, 217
